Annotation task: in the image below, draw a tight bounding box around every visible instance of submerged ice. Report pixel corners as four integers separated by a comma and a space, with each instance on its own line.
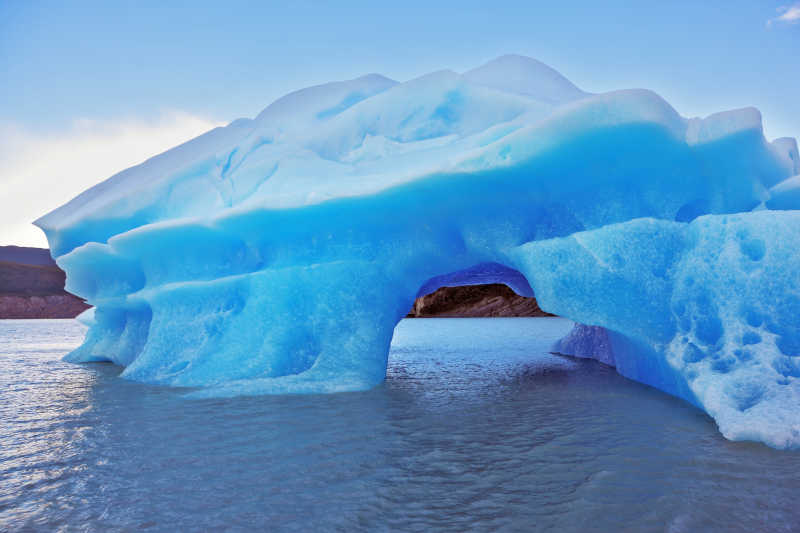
36, 55, 800, 448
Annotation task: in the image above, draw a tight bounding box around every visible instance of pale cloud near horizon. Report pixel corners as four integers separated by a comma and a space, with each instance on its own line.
768, 3, 800, 26
0, 112, 224, 249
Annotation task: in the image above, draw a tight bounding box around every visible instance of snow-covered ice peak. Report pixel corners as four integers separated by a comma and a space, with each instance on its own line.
255, 73, 398, 125
463, 54, 589, 104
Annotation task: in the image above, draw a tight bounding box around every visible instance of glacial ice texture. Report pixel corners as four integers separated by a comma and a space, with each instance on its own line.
37, 55, 800, 448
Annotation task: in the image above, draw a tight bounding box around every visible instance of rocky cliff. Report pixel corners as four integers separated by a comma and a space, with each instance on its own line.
0, 247, 89, 319
0, 293, 90, 319
407, 283, 554, 318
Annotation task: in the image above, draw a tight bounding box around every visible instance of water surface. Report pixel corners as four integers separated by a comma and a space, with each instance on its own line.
1, 318, 798, 532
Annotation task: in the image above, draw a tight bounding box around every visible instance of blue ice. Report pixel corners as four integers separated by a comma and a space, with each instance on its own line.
36, 55, 800, 448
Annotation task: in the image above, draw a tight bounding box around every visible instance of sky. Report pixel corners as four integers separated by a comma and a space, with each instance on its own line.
1, 0, 799, 247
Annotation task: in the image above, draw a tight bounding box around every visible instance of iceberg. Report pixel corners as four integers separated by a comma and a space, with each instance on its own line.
36, 55, 800, 448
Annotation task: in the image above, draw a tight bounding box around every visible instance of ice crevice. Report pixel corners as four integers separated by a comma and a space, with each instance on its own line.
36, 55, 800, 448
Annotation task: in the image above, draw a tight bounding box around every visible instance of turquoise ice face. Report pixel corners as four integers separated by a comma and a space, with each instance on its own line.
37, 55, 800, 448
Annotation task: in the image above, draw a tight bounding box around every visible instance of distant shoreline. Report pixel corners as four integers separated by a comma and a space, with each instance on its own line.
0, 246, 89, 319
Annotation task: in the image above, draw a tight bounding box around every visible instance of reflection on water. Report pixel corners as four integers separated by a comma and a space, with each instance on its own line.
1, 318, 799, 532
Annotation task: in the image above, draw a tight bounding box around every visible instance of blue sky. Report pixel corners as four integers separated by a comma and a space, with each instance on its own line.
1, 1, 799, 246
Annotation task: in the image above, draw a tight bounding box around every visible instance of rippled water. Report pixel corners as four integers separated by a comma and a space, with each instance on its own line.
1, 318, 799, 532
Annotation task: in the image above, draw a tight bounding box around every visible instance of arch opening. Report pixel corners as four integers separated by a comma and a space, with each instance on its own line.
406, 262, 554, 319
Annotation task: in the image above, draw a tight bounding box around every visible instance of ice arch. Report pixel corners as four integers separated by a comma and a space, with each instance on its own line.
36, 55, 800, 448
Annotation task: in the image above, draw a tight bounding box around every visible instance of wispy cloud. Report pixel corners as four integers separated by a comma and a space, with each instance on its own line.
768, 3, 800, 26
0, 112, 224, 248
